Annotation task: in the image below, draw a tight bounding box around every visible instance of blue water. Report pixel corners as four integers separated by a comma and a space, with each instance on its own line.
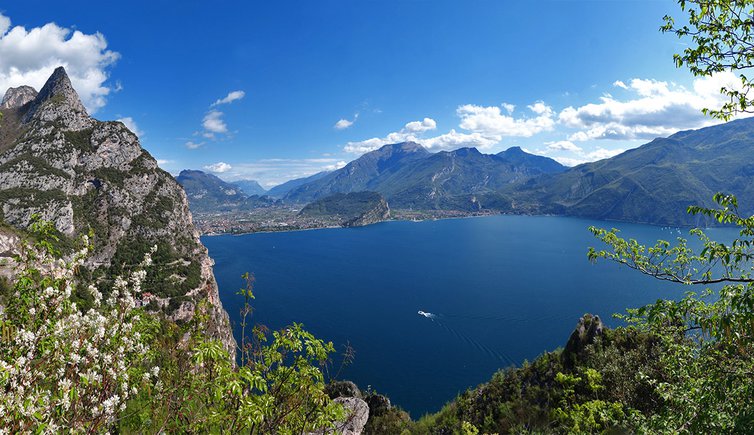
202, 215, 736, 417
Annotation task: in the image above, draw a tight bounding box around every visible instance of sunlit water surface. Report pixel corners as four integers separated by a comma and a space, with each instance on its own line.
202, 215, 736, 416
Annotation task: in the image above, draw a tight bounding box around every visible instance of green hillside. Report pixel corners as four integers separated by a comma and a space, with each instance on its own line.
506, 117, 754, 225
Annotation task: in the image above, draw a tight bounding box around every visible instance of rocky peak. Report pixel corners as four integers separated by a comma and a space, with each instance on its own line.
22, 66, 91, 129
388, 141, 428, 155
449, 147, 481, 157
0, 67, 236, 358
1, 85, 38, 109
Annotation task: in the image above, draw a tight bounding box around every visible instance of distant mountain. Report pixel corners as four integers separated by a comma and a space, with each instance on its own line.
266, 171, 330, 198
299, 191, 390, 227
284, 142, 565, 210
497, 146, 566, 174
231, 179, 266, 196
506, 117, 754, 225
284, 142, 431, 203
176, 170, 275, 212
179, 118, 754, 225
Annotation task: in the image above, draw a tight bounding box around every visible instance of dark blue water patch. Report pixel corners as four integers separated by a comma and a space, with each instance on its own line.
202, 215, 737, 417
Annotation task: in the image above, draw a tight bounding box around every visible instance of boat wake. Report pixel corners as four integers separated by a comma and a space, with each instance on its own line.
417, 309, 514, 366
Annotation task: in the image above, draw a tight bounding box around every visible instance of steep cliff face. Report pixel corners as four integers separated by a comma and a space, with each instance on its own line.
0, 67, 235, 355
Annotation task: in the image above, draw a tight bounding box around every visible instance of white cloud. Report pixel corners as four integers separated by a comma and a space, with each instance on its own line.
344, 102, 558, 155
211, 90, 245, 106
334, 118, 354, 130
457, 102, 555, 137
0, 13, 120, 113
204, 162, 232, 173
560, 72, 744, 141
0, 15, 10, 36
334, 112, 360, 130
552, 147, 626, 167
117, 117, 143, 138
545, 140, 582, 152
613, 80, 628, 90
324, 160, 347, 171
404, 117, 436, 133
202, 110, 227, 134
190, 92, 244, 144
344, 117, 439, 153
422, 129, 500, 150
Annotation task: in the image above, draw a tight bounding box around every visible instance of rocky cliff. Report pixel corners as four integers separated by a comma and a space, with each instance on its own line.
0, 67, 235, 356
298, 191, 391, 227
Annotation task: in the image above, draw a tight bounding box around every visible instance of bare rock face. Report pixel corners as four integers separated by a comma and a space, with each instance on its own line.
325, 380, 363, 400
308, 397, 369, 435
0, 67, 236, 357
1, 86, 38, 109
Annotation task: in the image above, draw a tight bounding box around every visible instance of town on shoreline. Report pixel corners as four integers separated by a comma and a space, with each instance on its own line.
193, 206, 499, 235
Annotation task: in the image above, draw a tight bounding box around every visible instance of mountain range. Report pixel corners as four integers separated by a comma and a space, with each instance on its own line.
273, 119, 754, 225
502, 118, 754, 225
266, 170, 330, 198
176, 111, 754, 227
283, 142, 566, 210
176, 170, 276, 212
231, 179, 266, 196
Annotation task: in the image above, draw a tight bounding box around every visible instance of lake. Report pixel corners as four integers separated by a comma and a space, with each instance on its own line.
202, 215, 736, 417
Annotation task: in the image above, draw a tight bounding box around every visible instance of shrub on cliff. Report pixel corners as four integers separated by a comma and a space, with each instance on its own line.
0, 217, 159, 432
0, 218, 344, 433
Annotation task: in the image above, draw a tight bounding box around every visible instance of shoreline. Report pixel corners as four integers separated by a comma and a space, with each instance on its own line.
198, 211, 498, 237
197, 210, 714, 238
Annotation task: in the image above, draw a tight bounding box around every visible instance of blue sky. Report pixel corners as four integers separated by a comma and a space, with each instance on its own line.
0, 0, 739, 187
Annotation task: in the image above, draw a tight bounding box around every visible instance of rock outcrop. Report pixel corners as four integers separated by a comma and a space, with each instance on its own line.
1, 86, 38, 110
307, 397, 369, 435
325, 380, 363, 400
299, 191, 391, 228
0, 67, 236, 356
562, 313, 604, 368
343, 195, 390, 227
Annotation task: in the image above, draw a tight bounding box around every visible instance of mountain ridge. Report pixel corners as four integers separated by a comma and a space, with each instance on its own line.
283, 142, 566, 210
231, 179, 267, 196
504, 117, 754, 225
176, 169, 276, 212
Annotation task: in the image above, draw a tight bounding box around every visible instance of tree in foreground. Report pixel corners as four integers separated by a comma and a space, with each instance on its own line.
589, 193, 754, 432
122, 291, 345, 433
662, 0, 754, 119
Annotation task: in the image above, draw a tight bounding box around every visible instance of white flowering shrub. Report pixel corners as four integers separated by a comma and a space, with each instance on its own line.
1, 218, 344, 433
0, 218, 159, 433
